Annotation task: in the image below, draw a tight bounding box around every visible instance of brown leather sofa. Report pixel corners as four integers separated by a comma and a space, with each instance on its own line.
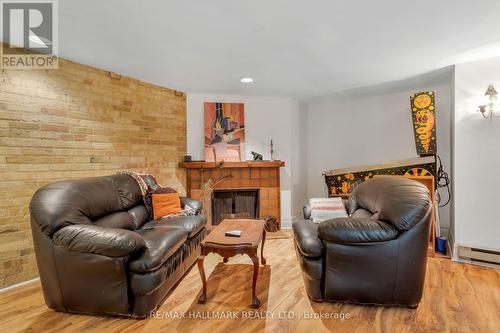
29, 174, 207, 318
293, 177, 432, 308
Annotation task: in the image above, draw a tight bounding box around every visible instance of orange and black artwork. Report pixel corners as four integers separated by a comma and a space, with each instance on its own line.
411, 91, 436, 156
324, 157, 436, 198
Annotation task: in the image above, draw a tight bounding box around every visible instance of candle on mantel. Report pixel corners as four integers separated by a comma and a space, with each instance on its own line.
270, 140, 274, 161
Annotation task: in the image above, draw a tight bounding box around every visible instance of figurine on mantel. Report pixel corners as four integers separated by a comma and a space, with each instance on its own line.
270, 140, 275, 161
251, 151, 263, 161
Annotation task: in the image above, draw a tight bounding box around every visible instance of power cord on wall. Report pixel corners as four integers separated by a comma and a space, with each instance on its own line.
435, 154, 451, 207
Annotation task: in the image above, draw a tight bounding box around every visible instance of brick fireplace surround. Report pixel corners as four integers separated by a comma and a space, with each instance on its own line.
180, 161, 285, 229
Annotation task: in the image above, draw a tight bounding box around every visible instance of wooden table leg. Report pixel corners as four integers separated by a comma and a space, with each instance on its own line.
250, 254, 260, 308
197, 255, 207, 304
261, 229, 266, 266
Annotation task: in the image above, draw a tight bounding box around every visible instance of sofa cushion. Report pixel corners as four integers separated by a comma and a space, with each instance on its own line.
29, 174, 143, 237
103, 174, 144, 210
93, 211, 135, 230
346, 177, 431, 231
318, 217, 398, 244
142, 215, 207, 238
129, 227, 187, 273
127, 205, 149, 229
53, 224, 146, 257
350, 208, 373, 219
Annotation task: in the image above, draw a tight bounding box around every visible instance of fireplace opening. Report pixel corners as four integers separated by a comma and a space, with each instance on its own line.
212, 189, 260, 225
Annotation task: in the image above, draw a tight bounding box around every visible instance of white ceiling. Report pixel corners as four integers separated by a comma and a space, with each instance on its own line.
59, 0, 500, 100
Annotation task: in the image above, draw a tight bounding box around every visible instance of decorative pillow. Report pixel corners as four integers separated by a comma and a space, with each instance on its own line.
309, 197, 348, 223
152, 192, 182, 220
145, 187, 176, 219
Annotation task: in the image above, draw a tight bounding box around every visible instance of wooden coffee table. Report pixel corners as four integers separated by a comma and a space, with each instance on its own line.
197, 218, 266, 308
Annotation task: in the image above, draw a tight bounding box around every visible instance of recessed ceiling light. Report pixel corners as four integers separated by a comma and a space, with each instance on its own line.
240, 77, 253, 83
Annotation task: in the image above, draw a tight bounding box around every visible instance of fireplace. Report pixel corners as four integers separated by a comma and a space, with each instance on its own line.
212, 189, 260, 225
180, 160, 285, 229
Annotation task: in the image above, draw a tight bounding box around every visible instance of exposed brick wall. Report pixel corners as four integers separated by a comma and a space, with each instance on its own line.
0, 58, 187, 288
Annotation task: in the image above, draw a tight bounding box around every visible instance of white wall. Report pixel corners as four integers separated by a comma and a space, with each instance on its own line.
293, 102, 309, 218
187, 93, 306, 228
187, 69, 455, 232
305, 68, 454, 233
454, 57, 500, 251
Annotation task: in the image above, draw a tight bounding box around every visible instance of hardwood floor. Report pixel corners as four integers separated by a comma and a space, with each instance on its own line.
0, 231, 499, 333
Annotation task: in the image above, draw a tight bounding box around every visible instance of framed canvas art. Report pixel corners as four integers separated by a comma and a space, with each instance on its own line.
204, 102, 245, 162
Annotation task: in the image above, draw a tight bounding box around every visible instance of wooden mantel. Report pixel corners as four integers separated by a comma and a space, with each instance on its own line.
180, 160, 285, 229
179, 160, 285, 169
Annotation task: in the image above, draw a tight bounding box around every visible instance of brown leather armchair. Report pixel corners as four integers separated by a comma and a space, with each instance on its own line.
293, 177, 432, 308
29, 174, 206, 318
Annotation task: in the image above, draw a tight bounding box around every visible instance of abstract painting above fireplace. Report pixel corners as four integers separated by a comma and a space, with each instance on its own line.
204, 102, 245, 162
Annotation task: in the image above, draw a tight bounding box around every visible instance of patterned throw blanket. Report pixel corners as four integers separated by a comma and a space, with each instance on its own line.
117, 171, 160, 220
309, 197, 348, 223
116, 171, 196, 220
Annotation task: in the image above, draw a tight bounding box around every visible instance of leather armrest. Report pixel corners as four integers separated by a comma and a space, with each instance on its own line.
292, 219, 323, 258
53, 224, 146, 257
317, 218, 398, 244
303, 204, 312, 220
180, 197, 202, 214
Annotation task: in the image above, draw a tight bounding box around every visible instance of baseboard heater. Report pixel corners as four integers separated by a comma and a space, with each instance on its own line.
457, 246, 500, 267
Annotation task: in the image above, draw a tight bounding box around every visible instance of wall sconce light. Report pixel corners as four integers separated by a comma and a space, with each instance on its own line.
478, 84, 500, 119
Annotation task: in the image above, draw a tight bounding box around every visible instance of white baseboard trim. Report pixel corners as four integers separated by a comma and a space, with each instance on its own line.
0, 277, 40, 294
452, 257, 500, 269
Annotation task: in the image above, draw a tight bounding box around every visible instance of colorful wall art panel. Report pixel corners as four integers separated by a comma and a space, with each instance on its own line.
324, 156, 436, 197
410, 91, 437, 156
204, 102, 245, 162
